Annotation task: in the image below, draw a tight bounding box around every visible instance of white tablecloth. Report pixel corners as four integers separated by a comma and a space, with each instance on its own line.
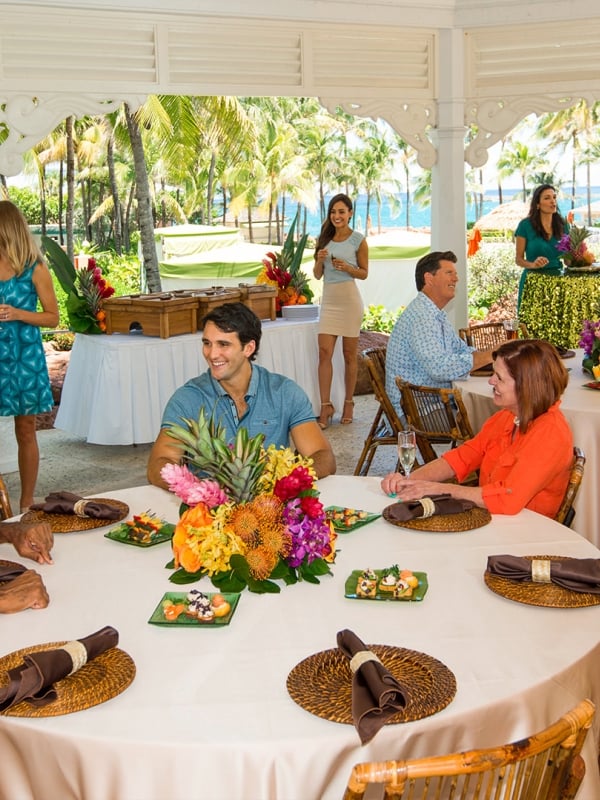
1, 476, 599, 800
54, 320, 344, 445
455, 351, 600, 547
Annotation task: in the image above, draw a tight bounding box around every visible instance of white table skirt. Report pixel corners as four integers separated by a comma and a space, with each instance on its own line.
54, 320, 344, 445
1, 476, 599, 800
455, 350, 600, 548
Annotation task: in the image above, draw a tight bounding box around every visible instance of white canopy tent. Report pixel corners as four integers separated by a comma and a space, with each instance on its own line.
2, 0, 600, 325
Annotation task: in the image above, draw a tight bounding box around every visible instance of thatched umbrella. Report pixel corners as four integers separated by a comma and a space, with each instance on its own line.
474, 200, 529, 232
572, 201, 600, 223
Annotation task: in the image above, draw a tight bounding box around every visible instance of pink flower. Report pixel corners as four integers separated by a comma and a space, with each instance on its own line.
300, 495, 323, 519
274, 466, 314, 501
160, 463, 229, 507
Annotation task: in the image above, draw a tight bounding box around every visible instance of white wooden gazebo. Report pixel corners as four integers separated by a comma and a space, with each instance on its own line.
2, 0, 600, 323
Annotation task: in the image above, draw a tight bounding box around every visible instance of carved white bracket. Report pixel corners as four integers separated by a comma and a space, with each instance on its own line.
0, 92, 147, 176
465, 91, 600, 168
319, 97, 438, 169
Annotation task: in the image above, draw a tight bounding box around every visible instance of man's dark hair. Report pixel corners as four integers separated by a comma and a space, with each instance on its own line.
415, 250, 457, 291
200, 302, 262, 361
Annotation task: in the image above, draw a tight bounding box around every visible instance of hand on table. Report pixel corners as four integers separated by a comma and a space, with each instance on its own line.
0, 570, 49, 613
381, 473, 446, 501
4, 520, 54, 564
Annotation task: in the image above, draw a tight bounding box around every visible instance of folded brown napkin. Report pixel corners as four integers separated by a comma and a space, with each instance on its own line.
0, 561, 28, 583
337, 629, 408, 744
0, 626, 119, 712
386, 494, 475, 523
487, 555, 600, 595
31, 492, 122, 520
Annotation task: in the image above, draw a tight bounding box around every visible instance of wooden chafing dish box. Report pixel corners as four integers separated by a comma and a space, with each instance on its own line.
237, 283, 277, 321
102, 292, 198, 339
195, 287, 242, 328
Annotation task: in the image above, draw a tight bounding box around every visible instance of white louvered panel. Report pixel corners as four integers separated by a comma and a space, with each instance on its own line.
312, 30, 435, 93
167, 25, 302, 88
466, 19, 600, 96
0, 16, 157, 85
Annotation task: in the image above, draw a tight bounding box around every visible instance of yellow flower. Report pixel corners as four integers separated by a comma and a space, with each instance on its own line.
258, 445, 316, 493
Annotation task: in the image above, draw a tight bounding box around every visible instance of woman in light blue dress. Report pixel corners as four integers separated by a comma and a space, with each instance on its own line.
313, 194, 369, 429
0, 201, 59, 511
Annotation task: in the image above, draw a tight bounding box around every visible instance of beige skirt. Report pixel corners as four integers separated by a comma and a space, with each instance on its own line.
318, 280, 363, 338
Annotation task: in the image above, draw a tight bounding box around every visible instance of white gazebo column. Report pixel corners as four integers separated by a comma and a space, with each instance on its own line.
430, 27, 468, 328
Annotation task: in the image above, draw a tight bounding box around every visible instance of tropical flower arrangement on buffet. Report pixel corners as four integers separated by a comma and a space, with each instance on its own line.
256, 213, 314, 312
579, 319, 600, 380
42, 235, 115, 333
161, 410, 336, 594
557, 224, 596, 269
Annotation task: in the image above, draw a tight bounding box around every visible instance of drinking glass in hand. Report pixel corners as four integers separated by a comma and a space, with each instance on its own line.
398, 430, 417, 479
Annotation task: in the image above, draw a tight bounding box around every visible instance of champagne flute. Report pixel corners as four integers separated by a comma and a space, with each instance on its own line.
398, 430, 417, 479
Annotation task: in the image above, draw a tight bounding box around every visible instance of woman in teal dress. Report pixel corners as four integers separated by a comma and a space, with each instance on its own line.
0, 201, 59, 512
514, 184, 568, 309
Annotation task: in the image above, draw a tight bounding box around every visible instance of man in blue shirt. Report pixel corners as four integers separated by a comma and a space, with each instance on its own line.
147, 303, 336, 486
385, 251, 493, 415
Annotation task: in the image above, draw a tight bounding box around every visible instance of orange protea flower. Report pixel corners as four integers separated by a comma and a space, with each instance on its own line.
228, 504, 260, 546
252, 495, 283, 526
261, 526, 292, 558
246, 544, 278, 581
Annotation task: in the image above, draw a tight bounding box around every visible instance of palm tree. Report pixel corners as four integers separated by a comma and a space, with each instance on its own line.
496, 139, 549, 200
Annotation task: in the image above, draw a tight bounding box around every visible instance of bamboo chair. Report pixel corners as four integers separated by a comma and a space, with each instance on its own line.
353, 347, 405, 476
458, 321, 529, 350
555, 447, 585, 528
395, 379, 475, 463
0, 473, 13, 521
343, 698, 595, 800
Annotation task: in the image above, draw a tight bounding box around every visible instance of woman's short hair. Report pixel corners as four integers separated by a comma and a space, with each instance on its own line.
492, 339, 568, 432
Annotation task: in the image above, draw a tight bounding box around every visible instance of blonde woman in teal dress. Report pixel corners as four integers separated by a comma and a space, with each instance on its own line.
313, 194, 369, 429
0, 201, 59, 512
514, 184, 568, 310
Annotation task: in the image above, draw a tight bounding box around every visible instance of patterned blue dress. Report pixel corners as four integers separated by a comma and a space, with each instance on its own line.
0, 263, 54, 416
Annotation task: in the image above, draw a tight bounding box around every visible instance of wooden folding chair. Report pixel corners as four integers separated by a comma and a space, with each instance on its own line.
353, 347, 405, 476
0, 473, 14, 520
458, 321, 529, 350
343, 698, 595, 800
555, 446, 585, 528
395, 379, 475, 463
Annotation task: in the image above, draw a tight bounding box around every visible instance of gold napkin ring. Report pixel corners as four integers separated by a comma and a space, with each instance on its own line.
531, 559, 552, 583
418, 497, 436, 518
62, 641, 88, 675
350, 650, 382, 673
73, 499, 90, 518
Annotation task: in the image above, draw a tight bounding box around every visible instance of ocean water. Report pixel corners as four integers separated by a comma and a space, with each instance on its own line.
291, 187, 600, 237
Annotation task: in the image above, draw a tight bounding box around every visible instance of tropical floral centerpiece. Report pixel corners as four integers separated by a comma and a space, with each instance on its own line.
161, 410, 336, 593
42, 235, 115, 333
579, 319, 600, 379
256, 212, 313, 312
557, 224, 596, 269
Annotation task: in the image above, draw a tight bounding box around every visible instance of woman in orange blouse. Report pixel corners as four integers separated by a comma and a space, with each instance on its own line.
381, 339, 573, 518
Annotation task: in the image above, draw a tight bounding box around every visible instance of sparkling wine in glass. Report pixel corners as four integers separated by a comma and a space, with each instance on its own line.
398, 430, 417, 479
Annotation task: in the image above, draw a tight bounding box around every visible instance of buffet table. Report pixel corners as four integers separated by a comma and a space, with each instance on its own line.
520, 271, 600, 347
54, 319, 344, 445
1, 476, 599, 800
455, 351, 600, 547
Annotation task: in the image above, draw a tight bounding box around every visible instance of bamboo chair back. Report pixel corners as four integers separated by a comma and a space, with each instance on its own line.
354, 347, 405, 476
343, 698, 595, 800
0, 473, 13, 521
395, 379, 475, 463
555, 447, 585, 528
458, 321, 529, 350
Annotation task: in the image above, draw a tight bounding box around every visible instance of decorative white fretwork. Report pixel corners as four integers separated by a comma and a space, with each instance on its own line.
319, 97, 438, 169
0, 93, 147, 176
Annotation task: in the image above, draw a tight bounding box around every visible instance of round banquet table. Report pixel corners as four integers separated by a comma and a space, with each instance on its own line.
1, 477, 600, 800
454, 350, 600, 548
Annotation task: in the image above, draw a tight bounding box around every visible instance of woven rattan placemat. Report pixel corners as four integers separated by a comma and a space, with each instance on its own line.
382, 504, 491, 532
484, 555, 600, 609
287, 644, 456, 725
21, 499, 129, 533
0, 641, 135, 717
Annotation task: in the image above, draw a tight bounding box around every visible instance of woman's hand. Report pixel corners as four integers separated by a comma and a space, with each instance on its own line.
531, 256, 549, 268
381, 472, 447, 500
332, 258, 351, 273
0, 303, 14, 322
316, 248, 328, 263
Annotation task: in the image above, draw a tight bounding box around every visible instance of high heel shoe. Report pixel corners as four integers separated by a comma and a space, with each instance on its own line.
318, 402, 334, 430
341, 399, 354, 425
